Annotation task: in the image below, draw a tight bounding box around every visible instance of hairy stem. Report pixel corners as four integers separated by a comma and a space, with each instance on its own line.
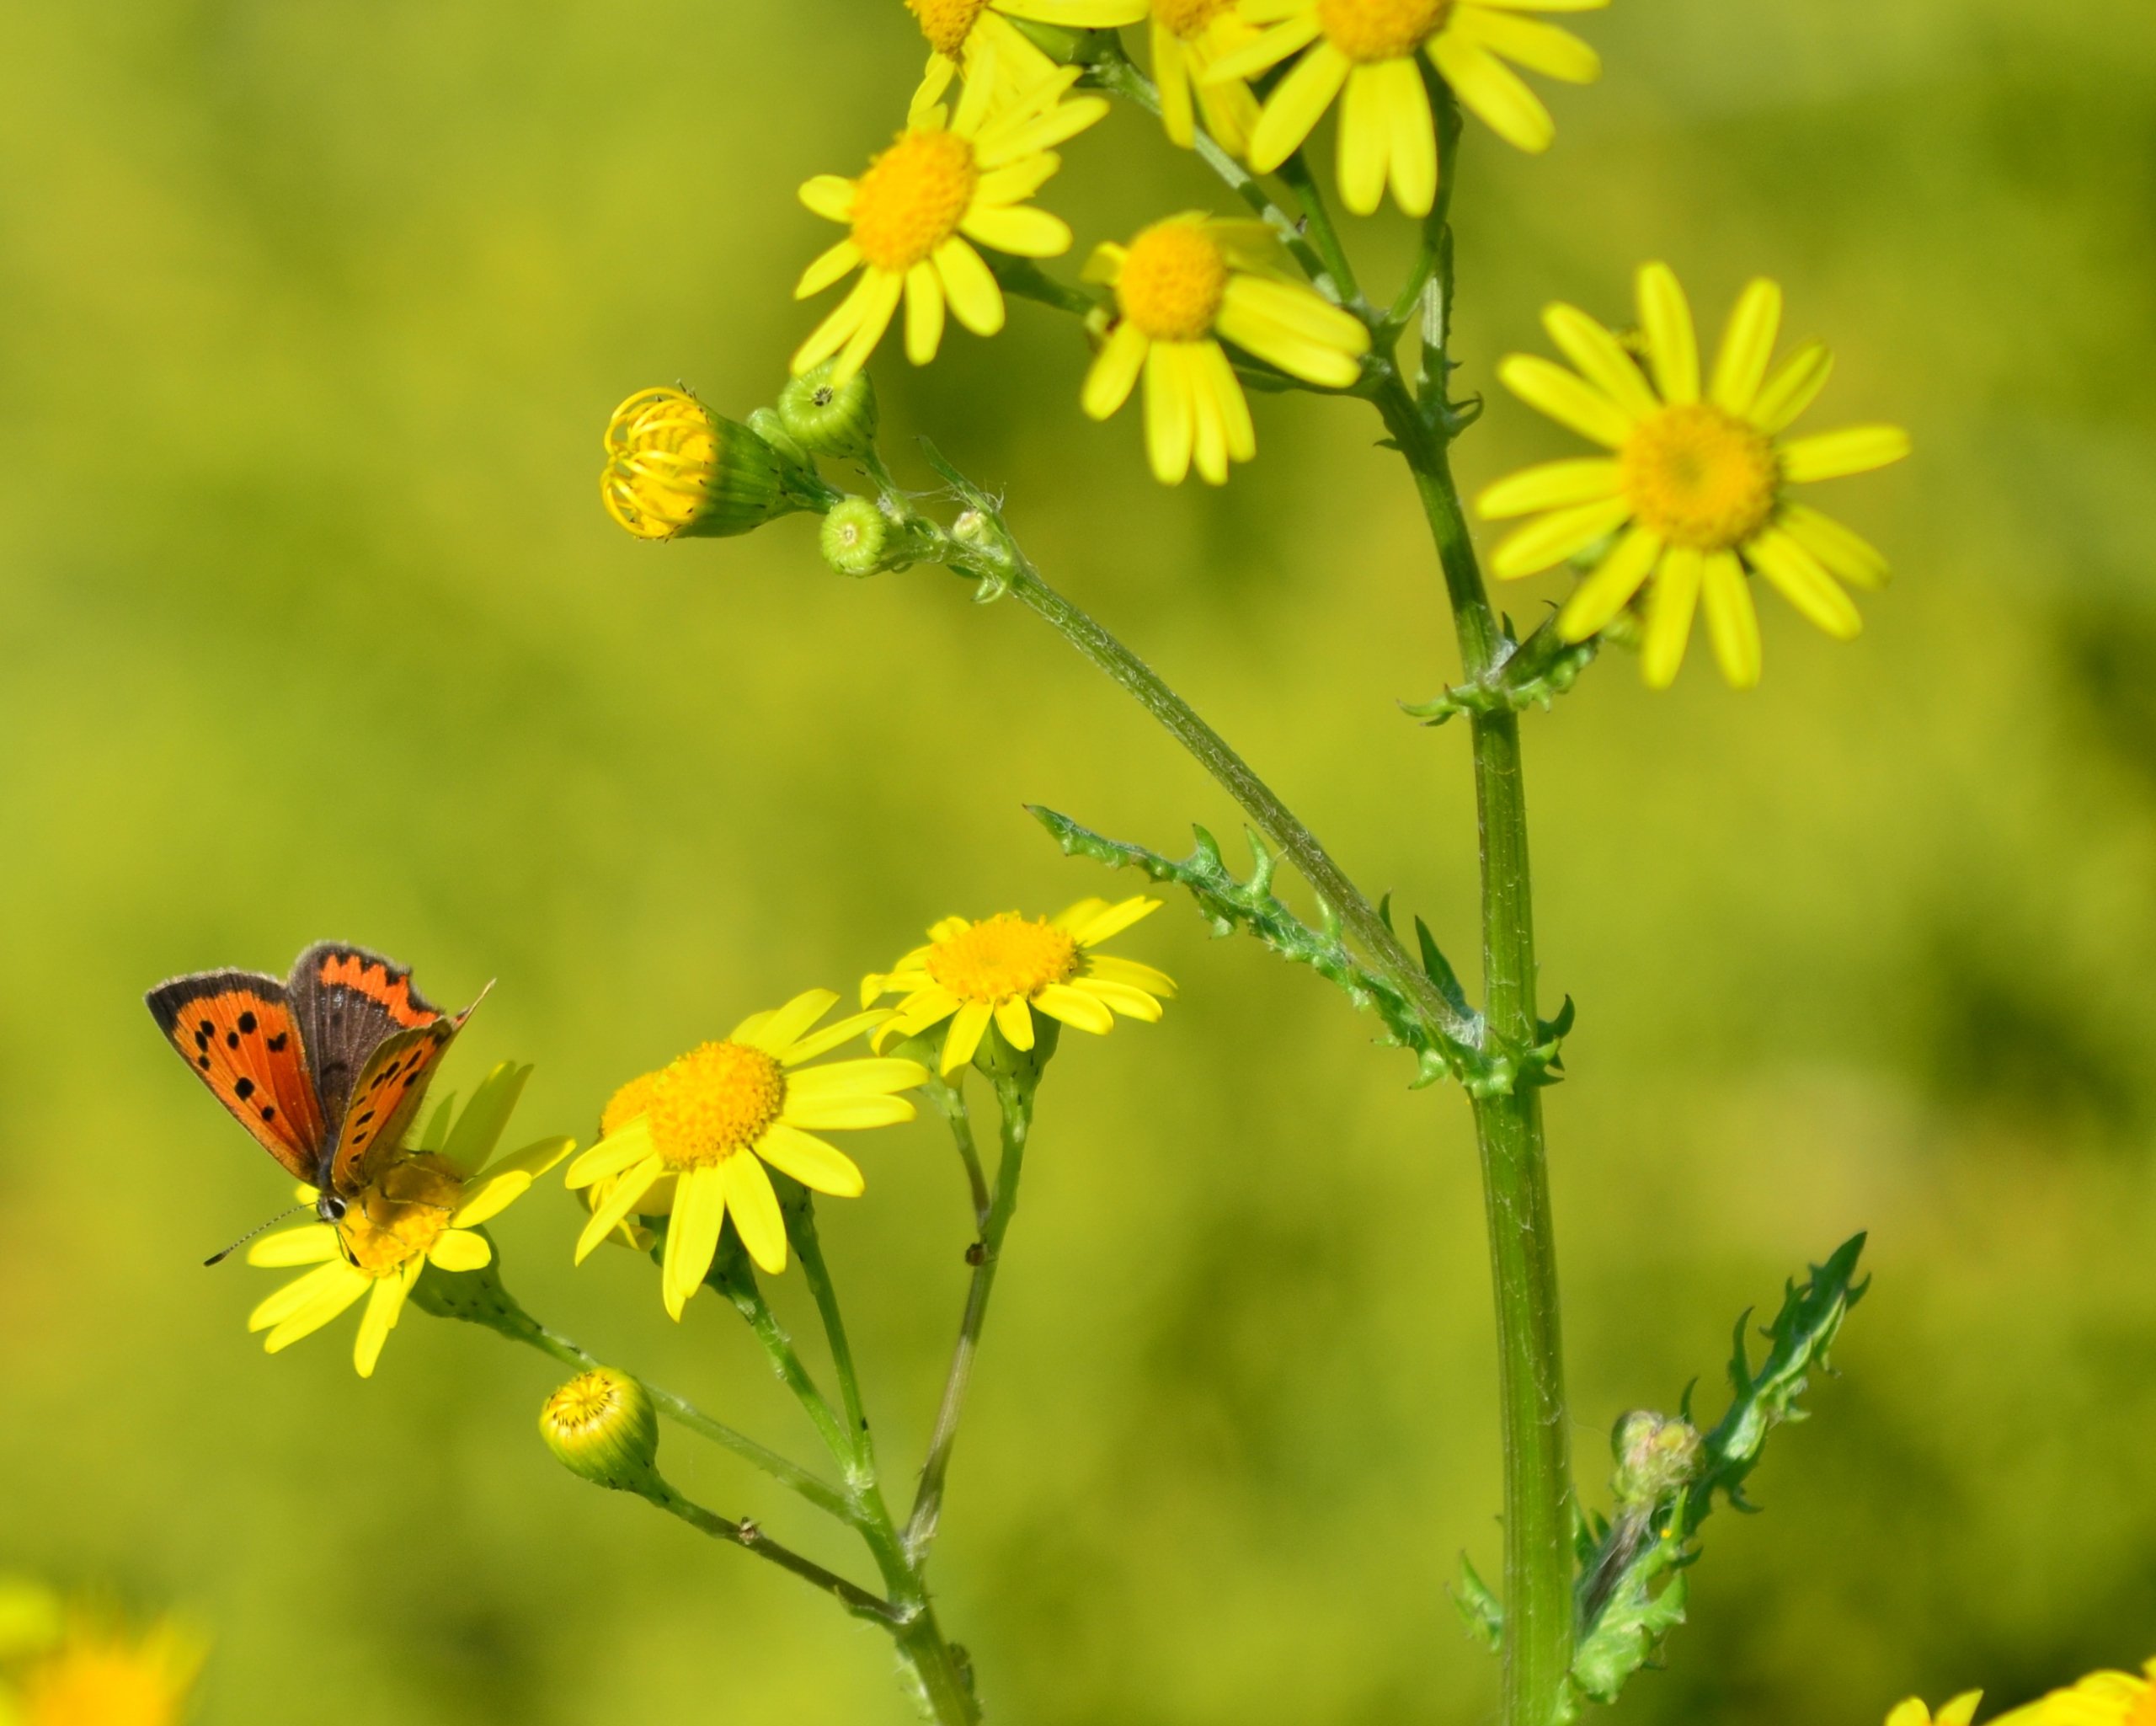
905, 1072, 1035, 1563
650, 1483, 901, 1626
1373, 96, 1575, 1726
1002, 563, 1478, 1051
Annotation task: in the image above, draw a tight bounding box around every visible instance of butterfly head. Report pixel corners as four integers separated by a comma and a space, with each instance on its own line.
316, 1189, 349, 1225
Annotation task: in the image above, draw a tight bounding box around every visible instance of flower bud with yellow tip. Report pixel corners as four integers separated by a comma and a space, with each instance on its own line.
540, 1368, 663, 1494
600, 387, 795, 541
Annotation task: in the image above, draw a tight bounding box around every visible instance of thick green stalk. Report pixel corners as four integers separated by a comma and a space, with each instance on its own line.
905, 1073, 1035, 1563
1376, 362, 1574, 1726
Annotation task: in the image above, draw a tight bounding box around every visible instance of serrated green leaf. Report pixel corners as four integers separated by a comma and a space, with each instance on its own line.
1454, 1555, 1503, 1654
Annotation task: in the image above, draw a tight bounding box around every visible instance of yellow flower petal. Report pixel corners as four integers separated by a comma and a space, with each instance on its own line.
574, 1154, 664, 1264
1453, 7, 1600, 81
1477, 457, 1624, 519
795, 238, 862, 300
246, 1225, 339, 1269
1145, 341, 1197, 485
994, 994, 1036, 1051
1641, 544, 1705, 688
352, 1270, 414, 1379
781, 1007, 896, 1066
1780, 503, 1889, 590
942, 1000, 994, 1074
1247, 40, 1349, 173
1429, 34, 1554, 152
905, 261, 947, 366
248, 1259, 358, 1333
1074, 978, 1165, 1021
1748, 339, 1833, 433
781, 1093, 917, 1130
1198, 340, 1257, 464
798, 174, 854, 222
1337, 62, 1391, 217
262, 1264, 371, 1353
960, 203, 1071, 258
663, 1164, 728, 1318
756, 1124, 867, 1199
1207, 13, 1321, 86
934, 238, 1006, 336
721, 1154, 788, 1275
1558, 526, 1664, 640
1034, 983, 1116, 1033
1073, 895, 1160, 945
1084, 954, 1177, 997
1747, 527, 1864, 639
565, 1117, 654, 1189
1084, 321, 1150, 420
1492, 495, 1634, 579
1215, 277, 1368, 388
427, 1228, 492, 1273
1636, 261, 1700, 403
1780, 425, 1911, 484
1497, 354, 1636, 447
1700, 550, 1762, 689
1708, 277, 1782, 415
744, 989, 839, 1055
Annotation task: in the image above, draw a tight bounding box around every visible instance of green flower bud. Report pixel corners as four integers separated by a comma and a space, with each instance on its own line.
745, 406, 810, 470
778, 362, 879, 460
540, 1368, 661, 1493
1610, 1410, 1701, 1510
822, 498, 894, 578
601, 387, 792, 541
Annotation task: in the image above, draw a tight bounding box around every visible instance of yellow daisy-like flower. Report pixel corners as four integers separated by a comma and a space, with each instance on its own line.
908, 0, 1146, 105
1081, 214, 1370, 484
1149, 0, 1264, 156
1207, 0, 1604, 216
0, 1583, 204, 1726
2037, 1658, 2156, 1726
1479, 262, 1911, 689
792, 56, 1105, 385
863, 897, 1176, 1075
563, 991, 926, 1317
242, 1066, 573, 1379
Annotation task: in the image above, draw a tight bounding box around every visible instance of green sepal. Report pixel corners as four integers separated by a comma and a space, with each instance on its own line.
1568, 1234, 1869, 1709
1454, 1554, 1503, 1654
409, 1236, 532, 1339
1029, 806, 1487, 1090
1402, 613, 1598, 726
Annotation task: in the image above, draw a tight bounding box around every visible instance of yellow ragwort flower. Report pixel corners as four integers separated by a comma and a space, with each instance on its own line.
793, 53, 1105, 384
1149, 0, 1264, 156
1886, 1693, 1988, 1726
0, 1581, 204, 1726
2036, 1658, 2156, 1726
1082, 214, 1370, 484
908, 0, 1146, 104
243, 1073, 573, 1378
1479, 262, 1911, 689
563, 991, 926, 1316
600, 387, 790, 542
864, 898, 1176, 1074
1207, 0, 1604, 216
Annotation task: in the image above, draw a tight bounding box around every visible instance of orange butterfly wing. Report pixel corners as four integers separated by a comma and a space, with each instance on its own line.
324, 1017, 466, 1198
146, 971, 328, 1184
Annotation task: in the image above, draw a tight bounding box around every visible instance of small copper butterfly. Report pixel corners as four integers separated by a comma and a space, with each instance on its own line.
147, 943, 488, 1242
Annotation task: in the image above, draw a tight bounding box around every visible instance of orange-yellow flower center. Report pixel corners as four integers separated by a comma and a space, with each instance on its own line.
20, 1637, 192, 1726
338, 1156, 462, 1278
1315, 0, 1453, 61
645, 1041, 787, 1171
926, 914, 1080, 1004
907, 0, 993, 56
2117, 1683, 2156, 1726
1621, 403, 1780, 552
851, 130, 979, 275
1116, 222, 1230, 343
602, 387, 721, 541
602, 1070, 662, 1138
1155, 0, 1234, 37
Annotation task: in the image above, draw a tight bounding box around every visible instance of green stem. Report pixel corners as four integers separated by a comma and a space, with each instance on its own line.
905, 1073, 1035, 1563
1271, 152, 1365, 310
892, 1606, 981, 1726
1369, 96, 1575, 1723
648, 1483, 901, 1627
926, 1072, 992, 1229
1001, 562, 1479, 1052
718, 1258, 859, 1478
787, 1191, 879, 1486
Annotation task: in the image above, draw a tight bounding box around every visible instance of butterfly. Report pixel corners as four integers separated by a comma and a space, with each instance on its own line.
147, 942, 488, 1237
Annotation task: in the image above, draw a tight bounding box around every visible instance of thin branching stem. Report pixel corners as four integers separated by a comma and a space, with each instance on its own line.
905, 1071, 1036, 1563
648, 1484, 903, 1626
927, 1071, 993, 1230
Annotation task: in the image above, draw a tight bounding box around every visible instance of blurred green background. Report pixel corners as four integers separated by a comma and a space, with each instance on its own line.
3, 1, 2153, 1720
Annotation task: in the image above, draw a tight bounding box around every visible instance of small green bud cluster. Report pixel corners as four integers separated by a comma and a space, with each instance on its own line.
1610, 1410, 1702, 1511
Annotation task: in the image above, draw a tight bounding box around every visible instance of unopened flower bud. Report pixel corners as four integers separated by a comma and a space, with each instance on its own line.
745, 406, 810, 469
1611, 1410, 1701, 1510
541, 1368, 661, 1492
601, 387, 792, 541
778, 361, 879, 460
822, 498, 894, 577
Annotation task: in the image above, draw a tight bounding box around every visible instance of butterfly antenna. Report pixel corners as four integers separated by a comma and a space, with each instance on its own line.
203, 1203, 312, 1268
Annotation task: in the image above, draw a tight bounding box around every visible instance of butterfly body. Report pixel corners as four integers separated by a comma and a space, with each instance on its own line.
147, 943, 486, 1227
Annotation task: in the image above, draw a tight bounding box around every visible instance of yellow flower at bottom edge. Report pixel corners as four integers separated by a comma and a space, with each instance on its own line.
1886, 1693, 1988, 1726
243, 1096, 574, 1379
2037, 1658, 2156, 1726
863, 897, 1177, 1074
1148, 0, 1263, 157
0, 1583, 204, 1726
908, 0, 1147, 107
563, 991, 926, 1317
792, 50, 1105, 384
1207, 0, 1604, 216
1478, 261, 1911, 690
1082, 214, 1369, 485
